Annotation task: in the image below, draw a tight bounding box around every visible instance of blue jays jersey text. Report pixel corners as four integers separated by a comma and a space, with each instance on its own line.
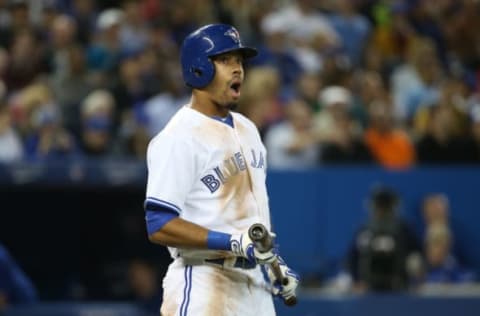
201, 150, 265, 193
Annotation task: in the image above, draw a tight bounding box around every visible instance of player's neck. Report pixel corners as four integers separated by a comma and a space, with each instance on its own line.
190, 92, 229, 118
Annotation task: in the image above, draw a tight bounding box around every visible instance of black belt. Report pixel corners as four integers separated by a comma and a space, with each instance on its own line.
181, 257, 256, 269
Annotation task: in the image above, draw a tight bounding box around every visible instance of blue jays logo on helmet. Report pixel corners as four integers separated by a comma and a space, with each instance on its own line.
180, 24, 257, 89
224, 29, 241, 44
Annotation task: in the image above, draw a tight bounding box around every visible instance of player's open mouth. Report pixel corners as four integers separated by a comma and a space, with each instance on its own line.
230, 82, 241, 98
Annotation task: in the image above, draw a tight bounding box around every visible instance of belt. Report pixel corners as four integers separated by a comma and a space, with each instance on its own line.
180, 256, 256, 270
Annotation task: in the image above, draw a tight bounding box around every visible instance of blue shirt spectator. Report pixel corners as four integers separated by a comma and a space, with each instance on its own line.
329, 2, 371, 66
0, 243, 37, 309
425, 255, 476, 283
423, 224, 476, 284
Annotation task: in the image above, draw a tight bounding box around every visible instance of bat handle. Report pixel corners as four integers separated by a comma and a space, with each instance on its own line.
248, 223, 297, 306
248, 223, 271, 252
271, 259, 297, 306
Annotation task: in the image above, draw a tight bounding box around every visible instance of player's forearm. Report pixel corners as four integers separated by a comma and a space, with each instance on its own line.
148, 217, 210, 248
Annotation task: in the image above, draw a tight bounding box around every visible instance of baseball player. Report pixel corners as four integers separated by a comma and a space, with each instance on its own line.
144, 24, 299, 316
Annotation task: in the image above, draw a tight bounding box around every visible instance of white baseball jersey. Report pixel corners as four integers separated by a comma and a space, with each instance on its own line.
146, 105, 276, 315
145, 105, 272, 261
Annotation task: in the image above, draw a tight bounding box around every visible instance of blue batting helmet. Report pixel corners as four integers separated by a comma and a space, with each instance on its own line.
180, 24, 257, 88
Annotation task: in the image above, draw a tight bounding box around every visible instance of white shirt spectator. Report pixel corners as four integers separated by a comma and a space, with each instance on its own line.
0, 128, 23, 163
261, 2, 340, 73
143, 93, 189, 137
265, 122, 319, 169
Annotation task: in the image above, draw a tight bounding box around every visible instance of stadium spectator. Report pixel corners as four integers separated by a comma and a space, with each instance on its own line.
346, 185, 422, 292
87, 8, 124, 83
10, 83, 77, 161
408, 0, 449, 66
416, 104, 475, 164
418, 192, 474, 278
0, 243, 37, 312
314, 86, 356, 141
164, 2, 199, 46
238, 66, 284, 136
351, 71, 388, 128
4, 29, 45, 92
111, 47, 151, 129
0, 47, 8, 80
146, 19, 178, 62
0, 0, 33, 48
0, 100, 23, 163
44, 13, 94, 131
23, 100, 77, 161
422, 193, 450, 227
119, 0, 149, 54
465, 104, 480, 162
412, 78, 471, 138
423, 224, 475, 284
295, 71, 323, 113
142, 61, 188, 137
45, 14, 78, 79
272, 0, 340, 74
390, 37, 443, 122
78, 89, 117, 157
442, 0, 480, 71
265, 98, 319, 169
48, 44, 94, 132
255, 11, 303, 88
364, 100, 416, 169
68, 0, 98, 46
9, 83, 48, 137
365, 0, 416, 72
315, 86, 372, 164
328, 0, 372, 66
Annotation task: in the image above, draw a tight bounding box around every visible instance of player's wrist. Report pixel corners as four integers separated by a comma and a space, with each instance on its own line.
206, 230, 232, 250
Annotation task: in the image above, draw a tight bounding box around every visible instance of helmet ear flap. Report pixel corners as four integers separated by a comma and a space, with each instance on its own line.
185, 60, 215, 88
191, 67, 202, 78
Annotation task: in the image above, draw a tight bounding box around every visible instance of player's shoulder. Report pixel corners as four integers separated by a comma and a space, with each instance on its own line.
147, 107, 196, 149
231, 111, 259, 131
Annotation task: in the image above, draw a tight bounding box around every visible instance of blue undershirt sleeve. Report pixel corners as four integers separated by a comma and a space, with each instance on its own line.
144, 200, 180, 236
144, 198, 231, 250
145, 210, 178, 235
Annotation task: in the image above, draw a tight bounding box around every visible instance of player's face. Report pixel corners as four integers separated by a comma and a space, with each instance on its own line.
207, 51, 244, 111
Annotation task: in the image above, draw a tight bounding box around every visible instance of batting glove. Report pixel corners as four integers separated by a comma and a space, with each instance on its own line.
264, 255, 299, 300
230, 232, 276, 265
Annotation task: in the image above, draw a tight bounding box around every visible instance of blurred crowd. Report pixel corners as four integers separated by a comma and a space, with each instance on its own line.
340, 187, 476, 294
0, 0, 479, 168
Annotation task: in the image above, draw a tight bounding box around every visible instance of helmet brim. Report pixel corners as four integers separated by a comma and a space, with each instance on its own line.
209, 46, 258, 60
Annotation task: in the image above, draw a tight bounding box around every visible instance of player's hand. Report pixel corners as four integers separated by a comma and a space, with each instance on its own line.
265, 255, 299, 301
230, 231, 276, 265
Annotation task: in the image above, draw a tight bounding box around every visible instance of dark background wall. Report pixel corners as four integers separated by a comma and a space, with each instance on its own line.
0, 184, 171, 300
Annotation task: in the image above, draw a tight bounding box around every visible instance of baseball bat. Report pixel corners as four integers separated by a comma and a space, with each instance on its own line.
248, 223, 297, 306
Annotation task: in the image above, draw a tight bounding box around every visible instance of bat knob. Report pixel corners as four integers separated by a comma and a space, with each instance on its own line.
284, 296, 297, 306
248, 223, 266, 241
248, 223, 272, 253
